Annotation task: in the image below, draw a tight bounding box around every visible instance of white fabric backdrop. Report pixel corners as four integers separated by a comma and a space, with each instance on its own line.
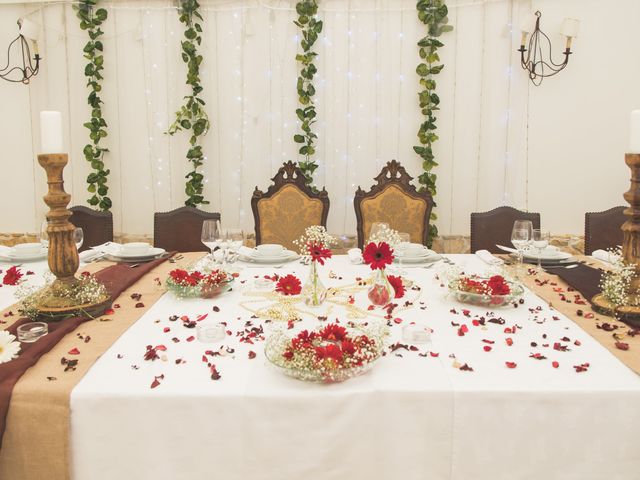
0, 0, 638, 237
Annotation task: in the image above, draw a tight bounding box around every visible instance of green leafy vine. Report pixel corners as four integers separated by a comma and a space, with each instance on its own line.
167, 0, 210, 207
415, 0, 452, 246
74, 0, 111, 211
293, 0, 322, 186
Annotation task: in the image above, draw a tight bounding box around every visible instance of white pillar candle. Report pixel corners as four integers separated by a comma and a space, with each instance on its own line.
630, 111, 640, 154
40, 111, 64, 154
561, 18, 580, 38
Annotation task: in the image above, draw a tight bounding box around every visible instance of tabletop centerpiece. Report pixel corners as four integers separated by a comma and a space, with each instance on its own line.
363, 241, 396, 306
264, 322, 386, 383
447, 273, 524, 307
293, 226, 336, 306
166, 267, 235, 299
22, 112, 110, 321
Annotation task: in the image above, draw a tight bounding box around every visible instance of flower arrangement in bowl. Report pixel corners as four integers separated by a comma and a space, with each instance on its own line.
166, 268, 235, 299
265, 323, 386, 383
448, 274, 524, 307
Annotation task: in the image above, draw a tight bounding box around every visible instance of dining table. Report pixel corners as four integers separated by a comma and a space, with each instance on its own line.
0, 252, 639, 480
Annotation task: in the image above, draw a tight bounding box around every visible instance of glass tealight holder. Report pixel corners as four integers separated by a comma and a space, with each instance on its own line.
196, 321, 225, 343
402, 324, 432, 344
17, 322, 48, 343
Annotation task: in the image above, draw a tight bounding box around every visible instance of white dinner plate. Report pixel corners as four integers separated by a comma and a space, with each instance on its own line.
105, 247, 166, 262
522, 249, 572, 261
241, 250, 300, 264
0, 249, 48, 262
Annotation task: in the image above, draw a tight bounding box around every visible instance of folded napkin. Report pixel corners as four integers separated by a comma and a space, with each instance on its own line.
348, 248, 363, 264
475, 249, 504, 265
238, 246, 256, 258
544, 263, 603, 301
592, 249, 620, 265
79, 250, 105, 263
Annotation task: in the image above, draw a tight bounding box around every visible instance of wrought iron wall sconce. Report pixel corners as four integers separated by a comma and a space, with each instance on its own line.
0, 18, 41, 84
518, 11, 579, 86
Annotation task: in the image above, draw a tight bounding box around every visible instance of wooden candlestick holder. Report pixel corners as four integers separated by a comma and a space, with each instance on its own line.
592, 153, 640, 327
35, 153, 109, 320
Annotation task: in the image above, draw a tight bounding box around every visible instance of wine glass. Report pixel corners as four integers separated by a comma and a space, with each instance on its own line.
201, 219, 221, 259
223, 228, 244, 264
40, 220, 49, 249
532, 229, 550, 271
73, 227, 84, 251
395, 232, 411, 273
511, 222, 531, 279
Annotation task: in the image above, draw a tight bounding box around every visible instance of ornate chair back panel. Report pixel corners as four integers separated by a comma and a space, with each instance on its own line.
360, 184, 428, 245
257, 184, 324, 251
69, 206, 113, 252
154, 207, 221, 252
584, 206, 626, 255
470, 207, 540, 254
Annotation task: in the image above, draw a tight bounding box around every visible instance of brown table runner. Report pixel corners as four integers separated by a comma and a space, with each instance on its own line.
520, 257, 640, 374
0, 252, 201, 480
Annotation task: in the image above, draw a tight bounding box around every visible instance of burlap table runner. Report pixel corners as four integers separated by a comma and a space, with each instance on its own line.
517, 257, 640, 375
0, 252, 202, 480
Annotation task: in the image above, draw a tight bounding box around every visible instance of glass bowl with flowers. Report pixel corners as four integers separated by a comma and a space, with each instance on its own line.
448, 274, 524, 307
265, 322, 387, 383
166, 268, 235, 299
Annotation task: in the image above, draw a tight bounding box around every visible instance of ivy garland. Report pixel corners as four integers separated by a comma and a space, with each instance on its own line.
167, 0, 210, 207
293, 0, 322, 186
414, 0, 452, 245
74, 0, 111, 211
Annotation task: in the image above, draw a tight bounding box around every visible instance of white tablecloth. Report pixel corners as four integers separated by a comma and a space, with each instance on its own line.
0, 259, 49, 312
71, 255, 640, 480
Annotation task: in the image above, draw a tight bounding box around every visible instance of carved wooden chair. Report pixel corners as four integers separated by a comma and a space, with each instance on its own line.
69, 206, 113, 252
354, 160, 433, 249
470, 206, 540, 254
584, 206, 626, 255
251, 161, 330, 251
154, 207, 221, 252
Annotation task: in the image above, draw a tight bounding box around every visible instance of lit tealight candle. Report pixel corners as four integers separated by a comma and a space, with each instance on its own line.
630, 110, 640, 154
40, 111, 63, 154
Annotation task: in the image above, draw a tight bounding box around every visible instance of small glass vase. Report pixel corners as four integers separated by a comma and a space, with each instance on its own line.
303, 260, 327, 306
368, 268, 394, 306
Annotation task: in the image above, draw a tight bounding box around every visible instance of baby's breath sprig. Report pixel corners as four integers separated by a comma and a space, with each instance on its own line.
293, 225, 336, 257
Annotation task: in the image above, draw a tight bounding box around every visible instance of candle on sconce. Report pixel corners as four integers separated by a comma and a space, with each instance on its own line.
561, 18, 580, 49
630, 110, 640, 154
519, 13, 537, 47
40, 111, 64, 154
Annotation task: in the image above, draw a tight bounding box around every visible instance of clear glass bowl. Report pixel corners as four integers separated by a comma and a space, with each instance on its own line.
448, 279, 524, 307
166, 277, 234, 299
264, 327, 385, 384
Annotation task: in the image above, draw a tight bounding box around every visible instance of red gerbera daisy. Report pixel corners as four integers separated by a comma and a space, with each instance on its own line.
275, 274, 302, 296
362, 242, 394, 270
387, 274, 405, 299
319, 323, 348, 342
307, 241, 332, 265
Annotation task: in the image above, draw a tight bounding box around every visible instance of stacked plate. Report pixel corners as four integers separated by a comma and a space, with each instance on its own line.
496, 245, 576, 266
0, 243, 48, 263
99, 243, 166, 263
394, 243, 441, 265
239, 245, 300, 265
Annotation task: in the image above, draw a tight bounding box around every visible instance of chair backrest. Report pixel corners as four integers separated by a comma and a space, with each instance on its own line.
69, 205, 113, 252
354, 160, 433, 249
470, 206, 540, 254
251, 161, 330, 251
153, 207, 221, 252
584, 206, 626, 255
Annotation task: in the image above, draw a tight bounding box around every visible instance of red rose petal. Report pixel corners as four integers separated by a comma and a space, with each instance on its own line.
186, 336, 195, 342
552, 361, 559, 368
163, 327, 171, 333
68, 347, 80, 355
104, 308, 115, 315
505, 361, 517, 369
248, 351, 257, 359
483, 345, 492, 352
429, 352, 439, 357
505, 337, 513, 346
615, 341, 630, 351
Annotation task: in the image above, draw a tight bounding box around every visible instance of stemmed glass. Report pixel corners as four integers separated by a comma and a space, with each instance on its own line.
511, 220, 532, 279
532, 229, 550, 271
73, 227, 84, 251
395, 232, 411, 273
201, 219, 221, 260
222, 228, 244, 265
